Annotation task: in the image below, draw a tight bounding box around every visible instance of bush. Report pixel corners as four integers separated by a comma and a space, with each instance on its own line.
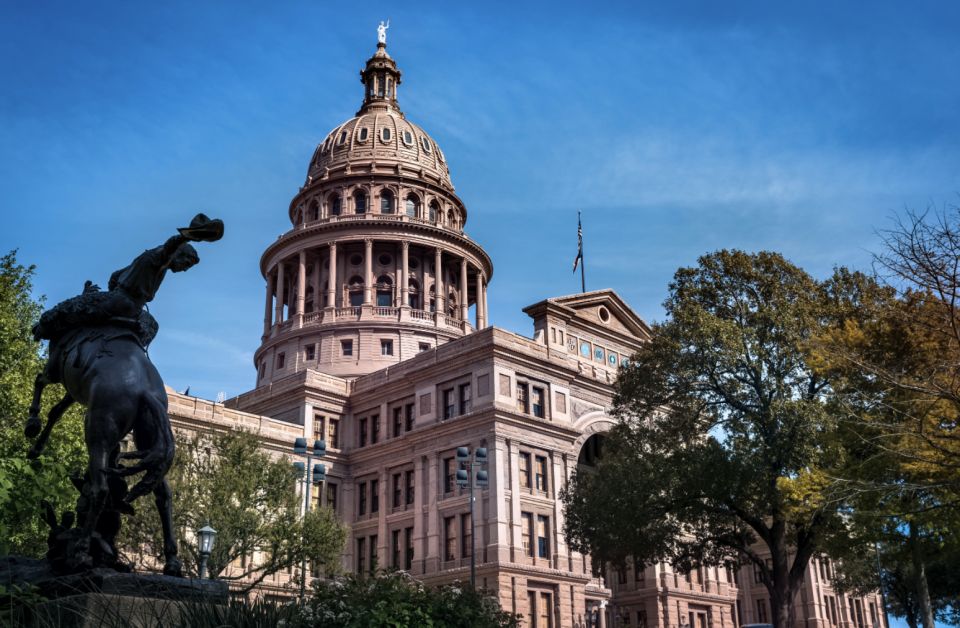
298, 570, 521, 628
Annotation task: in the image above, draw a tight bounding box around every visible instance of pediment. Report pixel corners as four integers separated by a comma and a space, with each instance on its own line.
524, 289, 651, 342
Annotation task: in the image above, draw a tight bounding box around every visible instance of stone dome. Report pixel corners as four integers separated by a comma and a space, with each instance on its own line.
307, 111, 454, 191
305, 42, 454, 192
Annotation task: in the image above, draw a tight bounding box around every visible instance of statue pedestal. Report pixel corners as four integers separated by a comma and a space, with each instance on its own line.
1, 556, 228, 627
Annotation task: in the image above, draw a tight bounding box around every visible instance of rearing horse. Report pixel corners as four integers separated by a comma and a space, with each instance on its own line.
25, 213, 223, 576
27, 322, 181, 575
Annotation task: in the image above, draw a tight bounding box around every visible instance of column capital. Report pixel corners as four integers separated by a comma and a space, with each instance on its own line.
364, 237, 373, 247
401, 240, 410, 251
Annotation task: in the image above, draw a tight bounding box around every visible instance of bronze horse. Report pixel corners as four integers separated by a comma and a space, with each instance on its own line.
27, 323, 181, 575
25, 214, 222, 576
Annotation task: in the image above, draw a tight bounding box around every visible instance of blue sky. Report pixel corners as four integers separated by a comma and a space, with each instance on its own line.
3, 0, 959, 414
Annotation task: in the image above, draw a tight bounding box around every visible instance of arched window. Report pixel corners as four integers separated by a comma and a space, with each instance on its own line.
329, 194, 342, 216
447, 209, 455, 228
354, 190, 367, 214
405, 195, 419, 218
376, 275, 393, 307
408, 278, 421, 309
348, 275, 364, 307
380, 190, 395, 214
428, 201, 439, 223
309, 200, 320, 222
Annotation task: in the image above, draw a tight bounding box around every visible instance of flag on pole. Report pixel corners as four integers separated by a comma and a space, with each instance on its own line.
572, 211, 583, 273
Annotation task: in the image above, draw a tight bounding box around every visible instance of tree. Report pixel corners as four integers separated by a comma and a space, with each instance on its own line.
0, 250, 87, 556
562, 250, 856, 628
120, 428, 346, 591
810, 209, 960, 628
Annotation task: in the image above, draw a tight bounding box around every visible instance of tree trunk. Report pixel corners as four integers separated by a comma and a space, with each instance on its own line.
769, 523, 795, 628
909, 521, 935, 628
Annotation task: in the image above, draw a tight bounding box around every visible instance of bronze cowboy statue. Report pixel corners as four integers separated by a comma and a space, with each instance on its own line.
25, 213, 223, 576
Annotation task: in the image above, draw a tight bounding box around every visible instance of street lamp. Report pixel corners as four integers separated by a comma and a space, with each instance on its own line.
197, 525, 217, 580
455, 445, 488, 588
292, 437, 326, 599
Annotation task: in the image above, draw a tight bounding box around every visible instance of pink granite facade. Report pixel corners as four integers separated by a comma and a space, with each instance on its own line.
164, 39, 885, 628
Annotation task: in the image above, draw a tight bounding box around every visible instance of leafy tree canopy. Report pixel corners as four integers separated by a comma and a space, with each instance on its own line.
120, 428, 346, 591
563, 250, 865, 628
0, 251, 86, 556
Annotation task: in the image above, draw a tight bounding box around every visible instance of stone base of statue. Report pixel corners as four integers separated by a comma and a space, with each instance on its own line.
1, 556, 228, 627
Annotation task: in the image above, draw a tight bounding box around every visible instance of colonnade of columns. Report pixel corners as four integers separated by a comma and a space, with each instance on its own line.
262, 239, 488, 334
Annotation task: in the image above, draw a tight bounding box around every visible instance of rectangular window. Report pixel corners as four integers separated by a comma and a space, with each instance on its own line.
391, 529, 401, 569
459, 382, 472, 415
443, 388, 455, 420
404, 526, 414, 570
444, 516, 456, 561
538, 592, 553, 628
313, 414, 325, 444
356, 537, 366, 574
258, 360, 266, 380
519, 452, 531, 489
443, 457, 455, 493
392, 473, 402, 508
635, 560, 644, 582
370, 479, 379, 513
405, 470, 415, 505
368, 534, 377, 573
328, 418, 340, 448
405, 403, 415, 431
753, 563, 763, 584
618, 567, 627, 584
341, 339, 353, 356
392, 407, 402, 438
535, 455, 548, 493
380, 339, 393, 356
460, 512, 472, 559
326, 482, 338, 513
756, 599, 768, 623
516, 383, 529, 413
306, 344, 316, 361
536, 514, 550, 559
371, 415, 380, 444
521, 512, 533, 556
532, 387, 545, 418
358, 481, 367, 515
359, 418, 368, 447
418, 342, 430, 353
276, 352, 285, 369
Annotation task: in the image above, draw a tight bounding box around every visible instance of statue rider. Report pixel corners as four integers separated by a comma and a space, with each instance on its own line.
33, 213, 224, 348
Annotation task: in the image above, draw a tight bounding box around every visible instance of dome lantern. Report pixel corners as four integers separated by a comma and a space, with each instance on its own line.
358, 42, 402, 115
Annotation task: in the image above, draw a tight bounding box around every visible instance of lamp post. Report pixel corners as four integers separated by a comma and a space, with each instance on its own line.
197, 525, 217, 580
455, 445, 488, 588
293, 437, 326, 600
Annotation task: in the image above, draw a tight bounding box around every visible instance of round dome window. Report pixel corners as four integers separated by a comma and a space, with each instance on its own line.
402, 130, 414, 146
420, 137, 432, 153
409, 258, 419, 269
598, 306, 611, 323
350, 254, 363, 266
380, 127, 392, 142
378, 254, 392, 266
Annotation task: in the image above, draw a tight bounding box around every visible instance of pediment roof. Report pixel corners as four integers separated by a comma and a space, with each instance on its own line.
523, 289, 651, 343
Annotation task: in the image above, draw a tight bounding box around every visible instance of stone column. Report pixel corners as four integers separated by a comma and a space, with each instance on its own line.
364, 239, 373, 305
434, 248, 444, 315
477, 273, 486, 329
459, 259, 468, 322
312, 253, 321, 312
263, 269, 274, 335
274, 262, 285, 324
400, 241, 409, 308
327, 242, 337, 309
297, 250, 306, 323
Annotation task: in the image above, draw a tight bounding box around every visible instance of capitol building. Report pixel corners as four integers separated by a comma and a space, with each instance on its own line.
167, 38, 886, 628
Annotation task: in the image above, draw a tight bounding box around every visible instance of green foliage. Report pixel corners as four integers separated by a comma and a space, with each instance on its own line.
562, 250, 857, 628
120, 428, 346, 590
297, 570, 521, 628
0, 251, 86, 557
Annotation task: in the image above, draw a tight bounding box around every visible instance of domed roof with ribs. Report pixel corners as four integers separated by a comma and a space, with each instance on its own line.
306, 43, 454, 191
